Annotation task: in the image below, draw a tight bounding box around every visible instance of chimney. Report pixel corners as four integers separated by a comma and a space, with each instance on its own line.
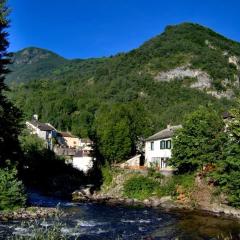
33, 114, 38, 120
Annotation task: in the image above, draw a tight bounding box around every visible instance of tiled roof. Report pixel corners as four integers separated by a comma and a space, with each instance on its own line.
146, 125, 182, 141
29, 119, 55, 131
58, 132, 77, 138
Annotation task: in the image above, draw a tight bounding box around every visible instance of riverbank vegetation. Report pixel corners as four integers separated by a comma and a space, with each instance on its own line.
170, 105, 240, 208
123, 171, 195, 201
100, 104, 240, 209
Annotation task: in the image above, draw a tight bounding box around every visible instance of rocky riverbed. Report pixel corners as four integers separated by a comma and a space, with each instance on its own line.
0, 207, 60, 221
72, 185, 240, 220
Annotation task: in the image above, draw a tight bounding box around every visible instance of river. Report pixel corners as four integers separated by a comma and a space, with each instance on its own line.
0, 193, 239, 239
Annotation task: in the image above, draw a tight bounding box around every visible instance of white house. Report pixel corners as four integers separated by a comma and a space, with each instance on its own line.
26, 116, 57, 149
72, 150, 95, 173
145, 125, 182, 172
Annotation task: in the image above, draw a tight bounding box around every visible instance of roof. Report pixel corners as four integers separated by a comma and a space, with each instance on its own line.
29, 119, 55, 131
146, 125, 182, 141
58, 132, 77, 138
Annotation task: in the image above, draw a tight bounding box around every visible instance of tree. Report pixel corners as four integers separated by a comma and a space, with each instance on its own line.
94, 102, 152, 164
94, 104, 132, 163
0, 0, 22, 165
170, 106, 226, 173
0, 167, 26, 210
212, 102, 240, 207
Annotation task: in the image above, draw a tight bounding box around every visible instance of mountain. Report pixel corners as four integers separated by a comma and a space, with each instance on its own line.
6, 47, 67, 84
8, 23, 240, 137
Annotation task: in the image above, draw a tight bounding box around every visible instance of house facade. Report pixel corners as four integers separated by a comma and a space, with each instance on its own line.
145, 125, 182, 172
26, 117, 57, 149
57, 132, 80, 148
72, 150, 95, 173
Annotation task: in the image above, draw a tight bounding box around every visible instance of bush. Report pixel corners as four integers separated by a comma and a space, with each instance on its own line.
157, 174, 195, 197
123, 175, 159, 200
101, 164, 113, 188
147, 167, 164, 180
0, 168, 26, 210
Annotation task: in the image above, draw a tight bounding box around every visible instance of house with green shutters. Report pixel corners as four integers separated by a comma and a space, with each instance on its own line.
145, 125, 182, 172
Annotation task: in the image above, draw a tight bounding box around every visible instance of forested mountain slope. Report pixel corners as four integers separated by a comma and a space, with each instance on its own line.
8, 23, 240, 148
6, 47, 67, 84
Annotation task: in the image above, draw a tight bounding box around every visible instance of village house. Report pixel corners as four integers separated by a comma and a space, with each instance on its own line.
56, 132, 80, 148
26, 115, 57, 149
72, 138, 94, 173
145, 125, 182, 173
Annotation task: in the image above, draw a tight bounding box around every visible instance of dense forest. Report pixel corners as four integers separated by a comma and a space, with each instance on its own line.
8, 23, 240, 162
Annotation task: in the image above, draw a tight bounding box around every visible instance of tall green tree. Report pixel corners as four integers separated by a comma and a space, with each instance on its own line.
170, 106, 226, 173
94, 102, 152, 163
212, 102, 240, 207
0, 0, 22, 165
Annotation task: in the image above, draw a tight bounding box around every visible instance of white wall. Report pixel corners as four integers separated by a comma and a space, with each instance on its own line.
72, 156, 94, 173
145, 138, 172, 168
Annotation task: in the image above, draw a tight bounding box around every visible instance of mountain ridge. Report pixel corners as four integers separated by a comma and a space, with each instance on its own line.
8, 22, 239, 136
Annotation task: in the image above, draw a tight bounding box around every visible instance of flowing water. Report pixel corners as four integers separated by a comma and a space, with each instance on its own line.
0, 193, 240, 239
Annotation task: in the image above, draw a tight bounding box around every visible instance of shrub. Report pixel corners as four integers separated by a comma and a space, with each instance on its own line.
0, 168, 26, 210
147, 167, 164, 180
123, 175, 159, 200
157, 173, 195, 197
101, 164, 113, 188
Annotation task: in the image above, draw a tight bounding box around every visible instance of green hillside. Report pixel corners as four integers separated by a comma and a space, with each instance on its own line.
8, 23, 240, 161
6, 47, 67, 84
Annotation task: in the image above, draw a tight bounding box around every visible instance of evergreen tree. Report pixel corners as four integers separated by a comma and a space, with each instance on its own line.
0, 0, 22, 165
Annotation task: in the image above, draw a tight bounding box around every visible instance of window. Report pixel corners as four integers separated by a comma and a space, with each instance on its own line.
150, 142, 154, 150
166, 140, 172, 149
160, 140, 165, 149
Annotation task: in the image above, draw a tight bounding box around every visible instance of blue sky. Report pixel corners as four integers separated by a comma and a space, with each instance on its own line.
8, 0, 240, 59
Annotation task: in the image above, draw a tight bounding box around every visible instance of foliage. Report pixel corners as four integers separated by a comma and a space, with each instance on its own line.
156, 174, 195, 197
19, 131, 86, 195
123, 173, 195, 200
7, 23, 236, 163
212, 102, 240, 207
123, 175, 159, 200
147, 167, 164, 180
0, 167, 26, 210
19, 129, 45, 153
170, 106, 227, 173
0, 0, 22, 166
101, 164, 113, 188
94, 102, 152, 163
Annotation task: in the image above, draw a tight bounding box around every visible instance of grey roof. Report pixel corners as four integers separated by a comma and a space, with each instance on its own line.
30, 119, 55, 131
58, 132, 77, 138
146, 125, 182, 141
